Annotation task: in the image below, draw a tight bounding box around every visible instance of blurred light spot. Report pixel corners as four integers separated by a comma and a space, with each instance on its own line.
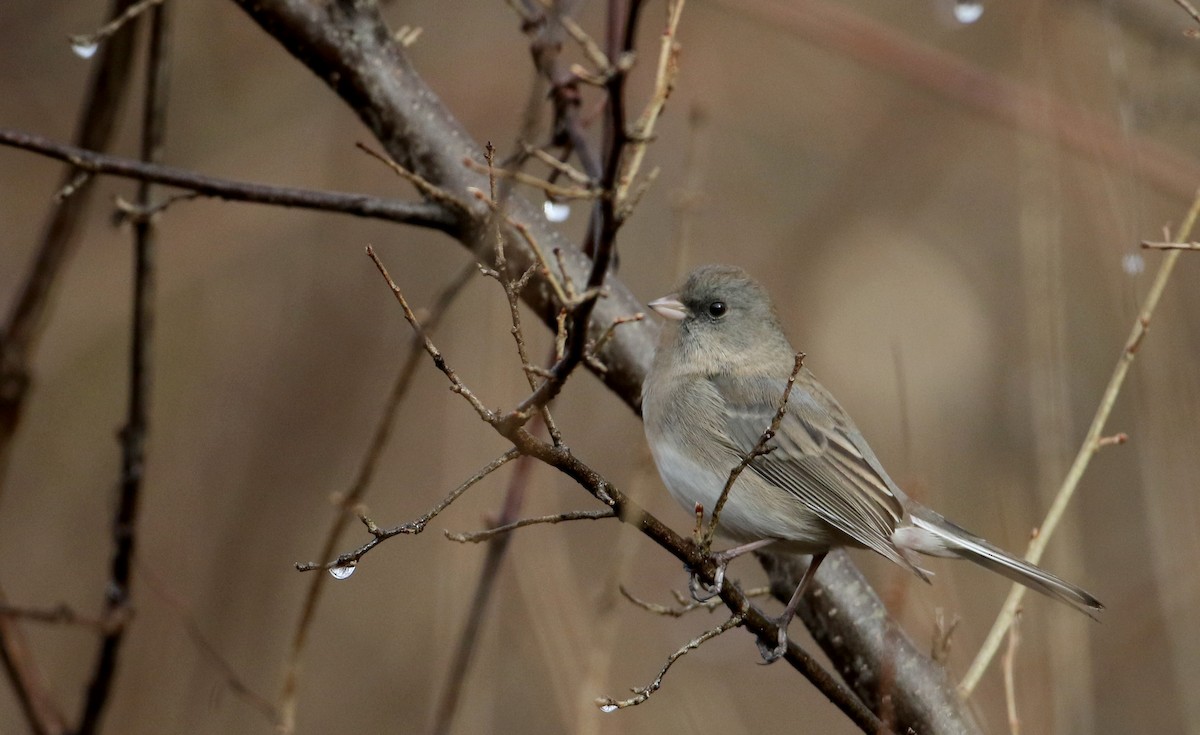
543, 200, 571, 223
954, 1, 984, 24
1122, 252, 1145, 276
599, 704, 618, 713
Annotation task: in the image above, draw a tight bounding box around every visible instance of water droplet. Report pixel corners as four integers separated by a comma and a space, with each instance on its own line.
543, 200, 571, 223
1122, 253, 1145, 276
71, 39, 100, 59
328, 562, 357, 580
599, 704, 618, 713
953, 0, 984, 24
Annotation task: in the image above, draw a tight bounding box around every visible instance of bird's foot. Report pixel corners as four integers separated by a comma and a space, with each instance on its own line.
687, 555, 730, 602
688, 569, 721, 602
755, 624, 789, 664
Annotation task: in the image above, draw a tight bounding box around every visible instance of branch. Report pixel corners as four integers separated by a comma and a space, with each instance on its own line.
445, 509, 616, 543
594, 614, 744, 711
960, 190, 1200, 694
294, 450, 520, 574
77, 6, 171, 733
0, 129, 457, 233
761, 552, 983, 734
704, 352, 804, 548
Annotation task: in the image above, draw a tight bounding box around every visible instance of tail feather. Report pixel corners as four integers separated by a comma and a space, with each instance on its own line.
909, 515, 1103, 618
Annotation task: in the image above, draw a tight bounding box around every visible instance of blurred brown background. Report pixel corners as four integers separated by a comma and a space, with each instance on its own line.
2, 0, 1199, 733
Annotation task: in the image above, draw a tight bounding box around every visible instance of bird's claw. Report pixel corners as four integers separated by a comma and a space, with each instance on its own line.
756, 624, 788, 664
687, 557, 728, 602
688, 571, 720, 602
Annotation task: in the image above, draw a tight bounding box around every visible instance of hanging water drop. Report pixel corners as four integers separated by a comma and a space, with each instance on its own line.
71, 39, 100, 59
953, 0, 984, 24
543, 200, 571, 223
328, 562, 357, 580
599, 704, 619, 713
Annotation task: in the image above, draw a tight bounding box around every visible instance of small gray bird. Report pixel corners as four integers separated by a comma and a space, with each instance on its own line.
642, 264, 1102, 661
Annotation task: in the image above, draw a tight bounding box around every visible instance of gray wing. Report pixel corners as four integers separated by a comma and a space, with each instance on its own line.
713, 372, 917, 572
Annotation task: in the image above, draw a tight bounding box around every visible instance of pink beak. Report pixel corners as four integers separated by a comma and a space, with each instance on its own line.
648, 295, 688, 321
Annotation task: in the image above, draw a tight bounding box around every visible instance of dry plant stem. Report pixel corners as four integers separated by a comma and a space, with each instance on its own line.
294, 450, 520, 573
276, 264, 475, 735
0, 129, 456, 233
137, 566, 278, 724
1003, 611, 1023, 735
615, 0, 684, 212
960, 191, 1200, 695
446, 509, 616, 543
594, 614, 745, 710
703, 353, 805, 549
77, 7, 169, 734
1173, 0, 1200, 27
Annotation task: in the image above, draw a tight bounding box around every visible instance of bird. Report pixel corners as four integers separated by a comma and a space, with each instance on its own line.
641, 264, 1102, 661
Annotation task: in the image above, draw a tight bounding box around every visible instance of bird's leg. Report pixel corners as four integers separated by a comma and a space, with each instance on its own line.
688, 538, 776, 601
757, 551, 827, 663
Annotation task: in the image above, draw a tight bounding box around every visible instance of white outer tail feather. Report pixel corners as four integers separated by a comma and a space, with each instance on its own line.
908, 515, 1103, 618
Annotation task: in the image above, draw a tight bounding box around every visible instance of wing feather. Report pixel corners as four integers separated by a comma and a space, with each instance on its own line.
714, 372, 912, 569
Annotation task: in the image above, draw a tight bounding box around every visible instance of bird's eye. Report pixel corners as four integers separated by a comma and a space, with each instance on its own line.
707, 301, 727, 318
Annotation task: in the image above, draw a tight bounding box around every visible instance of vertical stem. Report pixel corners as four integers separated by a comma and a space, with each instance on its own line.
77, 5, 170, 733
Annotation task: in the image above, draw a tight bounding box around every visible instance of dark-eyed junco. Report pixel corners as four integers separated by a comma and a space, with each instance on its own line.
642, 264, 1102, 661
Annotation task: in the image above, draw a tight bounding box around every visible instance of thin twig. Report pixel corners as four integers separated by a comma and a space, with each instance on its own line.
469, 188, 570, 308
294, 450, 520, 573
445, 509, 616, 543
524, 144, 592, 186
1140, 240, 1200, 250
1002, 610, 1023, 735
462, 157, 597, 200
365, 247, 497, 423
0, 129, 458, 233
594, 614, 744, 710
357, 142, 470, 214
703, 353, 805, 549
618, 584, 771, 617
276, 263, 475, 735
77, 6, 169, 733
68, 0, 165, 51
960, 191, 1200, 695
